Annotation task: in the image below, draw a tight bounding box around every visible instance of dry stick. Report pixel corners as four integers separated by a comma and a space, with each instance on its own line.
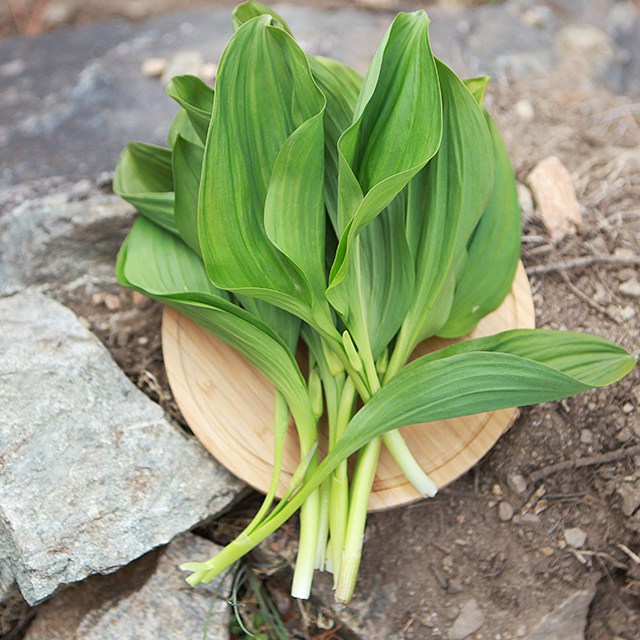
559, 272, 621, 324
526, 254, 640, 275
530, 444, 640, 483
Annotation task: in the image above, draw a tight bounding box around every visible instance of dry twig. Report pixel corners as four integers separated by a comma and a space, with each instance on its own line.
530, 445, 640, 483
526, 254, 640, 275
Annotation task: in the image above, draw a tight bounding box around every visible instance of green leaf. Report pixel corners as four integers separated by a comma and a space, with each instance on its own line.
168, 108, 203, 148
307, 56, 362, 228
116, 216, 313, 425
464, 76, 490, 104
113, 142, 178, 236
165, 75, 214, 144
172, 135, 204, 255
438, 110, 521, 338
232, 0, 292, 33
397, 60, 494, 357
198, 16, 333, 332
298, 330, 636, 500
327, 11, 442, 322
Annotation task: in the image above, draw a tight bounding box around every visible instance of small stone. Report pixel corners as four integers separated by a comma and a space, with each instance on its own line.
617, 483, 640, 516
617, 426, 633, 442
491, 484, 503, 499
200, 62, 218, 83
527, 156, 582, 241
141, 57, 167, 78
539, 546, 554, 557
448, 580, 464, 594
138, 336, 149, 346
580, 429, 593, 444
92, 292, 106, 306
104, 293, 121, 311
507, 473, 528, 495
512, 514, 540, 525
448, 598, 485, 640
527, 587, 596, 640
556, 25, 613, 59
498, 502, 514, 522
521, 6, 553, 29
517, 183, 534, 221
132, 291, 152, 309
446, 606, 460, 621
41, 0, 77, 29
619, 278, 640, 299
564, 527, 587, 548
514, 99, 534, 120
623, 402, 634, 414
593, 282, 608, 304
356, 0, 402, 9
1, 59, 26, 77
619, 305, 636, 322
162, 51, 205, 84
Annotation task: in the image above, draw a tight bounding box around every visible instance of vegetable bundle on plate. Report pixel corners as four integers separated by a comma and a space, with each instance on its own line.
114, 1, 636, 603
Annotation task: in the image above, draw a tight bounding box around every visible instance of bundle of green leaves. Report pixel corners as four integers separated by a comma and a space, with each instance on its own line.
114, 1, 636, 603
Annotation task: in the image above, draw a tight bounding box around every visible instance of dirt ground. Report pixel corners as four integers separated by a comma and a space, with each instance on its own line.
47, 69, 640, 639
2, 2, 639, 637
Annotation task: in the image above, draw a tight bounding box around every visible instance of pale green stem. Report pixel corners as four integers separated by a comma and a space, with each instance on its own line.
334, 438, 381, 603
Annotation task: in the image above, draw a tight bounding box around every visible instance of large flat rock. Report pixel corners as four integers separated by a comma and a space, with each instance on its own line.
24, 534, 232, 640
0, 292, 243, 605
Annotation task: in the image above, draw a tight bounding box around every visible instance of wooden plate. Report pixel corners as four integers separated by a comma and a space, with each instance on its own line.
162, 261, 535, 511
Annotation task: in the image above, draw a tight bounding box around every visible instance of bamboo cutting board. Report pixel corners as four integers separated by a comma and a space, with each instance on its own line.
162, 261, 535, 511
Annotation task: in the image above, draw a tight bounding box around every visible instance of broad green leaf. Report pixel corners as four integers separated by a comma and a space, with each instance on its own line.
323, 329, 636, 475
396, 60, 494, 358
172, 135, 204, 255
307, 56, 362, 229
165, 75, 214, 144
327, 11, 442, 315
328, 194, 415, 360
232, 0, 292, 33
116, 216, 314, 427
198, 16, 334, 333
113, 142, 178, 236
464, 76, 490, 104
438, 111, 521, 338
168, 108, 203, 148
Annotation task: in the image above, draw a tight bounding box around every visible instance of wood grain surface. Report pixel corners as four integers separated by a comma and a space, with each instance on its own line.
162, 261, 535, 511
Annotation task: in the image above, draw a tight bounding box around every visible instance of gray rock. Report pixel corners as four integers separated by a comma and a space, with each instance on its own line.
449, 598, 485, 640
498, 501, 514, 522
0, 292, 243, 604
24, 534, 232, 640
527, 586, 596, 640
0, 187, 133, 296
619, 278, 640, 299
564, 527, 587, 549
507, 472, 528, 495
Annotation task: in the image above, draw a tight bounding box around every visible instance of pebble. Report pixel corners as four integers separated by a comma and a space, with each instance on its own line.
448, 599, 485, 640
564, 527, 587, 548
507, 473, 527, 495
104, 294, 121, 312
514, 99, 534, 120
200, 62, 218, 83
619, 305, 636, 322
491, 484, 503, 499
527, 156, 582, 241
580, 429, 593, 444
141, 57, 167, 78
512, 514, 540, 525
539, 546, 554, 557
622, 403, 634, 414
619, 278, 640, 299
162, 51, 205, 84
498, 501, 514, 522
